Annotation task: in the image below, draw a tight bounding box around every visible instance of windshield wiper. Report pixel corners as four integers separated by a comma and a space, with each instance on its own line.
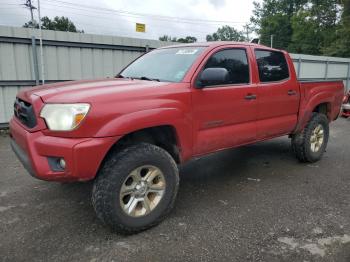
116, 75, 159, 82
137, 76, 160, 82
115, 74, 134, 80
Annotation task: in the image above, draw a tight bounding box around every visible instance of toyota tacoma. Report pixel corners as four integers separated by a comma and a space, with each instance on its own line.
10, 42, 344, 233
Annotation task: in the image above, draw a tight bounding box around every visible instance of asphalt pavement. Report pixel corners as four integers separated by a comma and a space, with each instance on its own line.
0, 118, 349, 262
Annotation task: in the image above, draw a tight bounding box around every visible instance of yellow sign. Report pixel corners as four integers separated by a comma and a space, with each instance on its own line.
136, 23, 146, 33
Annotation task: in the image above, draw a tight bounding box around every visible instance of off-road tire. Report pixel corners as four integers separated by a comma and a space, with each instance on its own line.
92, 143, 179, 234
291, 113, 329, 163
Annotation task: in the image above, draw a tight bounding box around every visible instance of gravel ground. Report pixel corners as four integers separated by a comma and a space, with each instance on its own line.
0, 118, 349, 262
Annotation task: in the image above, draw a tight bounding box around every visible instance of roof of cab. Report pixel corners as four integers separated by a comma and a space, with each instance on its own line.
158, 41, 282, 52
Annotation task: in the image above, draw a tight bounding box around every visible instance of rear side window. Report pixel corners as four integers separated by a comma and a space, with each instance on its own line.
255, 50, 289, 82
203, 49, 250, 85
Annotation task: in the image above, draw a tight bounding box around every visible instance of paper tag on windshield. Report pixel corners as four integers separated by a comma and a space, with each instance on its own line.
176, 49, 198, 55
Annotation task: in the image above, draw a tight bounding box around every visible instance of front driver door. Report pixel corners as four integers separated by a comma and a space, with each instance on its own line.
191, 46, 258, 155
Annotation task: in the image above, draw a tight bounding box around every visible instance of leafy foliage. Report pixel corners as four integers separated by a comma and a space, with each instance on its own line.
206, 26, 246, 41
289, 0, 339, 55
250, 0, 308, 49
159, 35, 177, 42
251, 0, 349, 57
177, 36, 197, 43
23, 16, 84, 33
323, 0, 350, 57
159, 35, 197, 43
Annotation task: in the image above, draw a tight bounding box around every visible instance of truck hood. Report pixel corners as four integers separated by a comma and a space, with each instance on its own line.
20, 78, 174, 103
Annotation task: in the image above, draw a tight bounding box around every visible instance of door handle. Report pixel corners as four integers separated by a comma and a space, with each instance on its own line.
245, 94, 257, 100
288, 90, 297, 96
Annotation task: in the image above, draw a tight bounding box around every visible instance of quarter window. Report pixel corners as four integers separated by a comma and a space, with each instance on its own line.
255, 50, 289, 82
201, 49, 250, 86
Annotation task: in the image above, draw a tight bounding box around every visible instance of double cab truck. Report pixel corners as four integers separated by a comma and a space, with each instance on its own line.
10, 42, 344, 233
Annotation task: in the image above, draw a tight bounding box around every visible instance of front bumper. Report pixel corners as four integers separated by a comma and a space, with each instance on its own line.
9, 118, 120, 182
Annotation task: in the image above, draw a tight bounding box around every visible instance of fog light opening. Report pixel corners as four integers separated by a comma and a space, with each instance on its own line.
59, 158, 66, 169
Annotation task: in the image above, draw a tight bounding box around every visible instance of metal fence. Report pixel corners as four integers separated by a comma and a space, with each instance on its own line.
1, 25, 350, 125
291, 53, 350, 90
0, 26, 172, 126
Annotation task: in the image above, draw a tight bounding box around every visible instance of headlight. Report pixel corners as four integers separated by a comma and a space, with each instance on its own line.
40, 103, 90, 131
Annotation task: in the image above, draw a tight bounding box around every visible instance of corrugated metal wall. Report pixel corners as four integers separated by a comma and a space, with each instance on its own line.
290, 53, 350, 91
0, 25, 172, 124
1, 25, 350, 124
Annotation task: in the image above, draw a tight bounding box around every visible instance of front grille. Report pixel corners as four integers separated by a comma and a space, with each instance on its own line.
14, 98, 37, 128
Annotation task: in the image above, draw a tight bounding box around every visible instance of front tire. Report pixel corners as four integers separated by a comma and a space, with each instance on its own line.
291, 113, 329, 163
92, 143, 179, 234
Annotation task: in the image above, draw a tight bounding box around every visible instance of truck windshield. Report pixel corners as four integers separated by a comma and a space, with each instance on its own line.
119, 47, 205, 82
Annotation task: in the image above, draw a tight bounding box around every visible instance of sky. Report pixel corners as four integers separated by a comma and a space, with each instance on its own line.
0, 0, 259, 41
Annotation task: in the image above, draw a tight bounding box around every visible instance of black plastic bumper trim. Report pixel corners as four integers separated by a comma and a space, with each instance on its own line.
10, 138, 36, 177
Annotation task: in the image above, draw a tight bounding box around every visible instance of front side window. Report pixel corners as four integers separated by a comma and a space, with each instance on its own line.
255, 50, 289, 82
201, 49, 250, 86
119, 47, 205, 82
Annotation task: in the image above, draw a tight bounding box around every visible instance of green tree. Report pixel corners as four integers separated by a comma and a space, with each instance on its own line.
288, 0, 339, 55
288, 10, 324, 54
177, 36, 197, 43
250, 0, 308, 49
159, 35, 197, 43
206, 25, 245, 41
323, 0, 350, 57
24, 16, 84, 33
251, 0, 347, 56
158, 35, 178, 42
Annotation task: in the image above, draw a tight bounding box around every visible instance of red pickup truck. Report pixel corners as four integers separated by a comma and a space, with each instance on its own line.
10, 42, 344, 233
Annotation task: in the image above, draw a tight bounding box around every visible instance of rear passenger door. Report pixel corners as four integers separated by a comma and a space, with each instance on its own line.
254, 49, 299, 139
192, 47, 257, 155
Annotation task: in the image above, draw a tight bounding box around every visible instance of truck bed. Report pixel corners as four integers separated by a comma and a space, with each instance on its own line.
297, 79, 344, 128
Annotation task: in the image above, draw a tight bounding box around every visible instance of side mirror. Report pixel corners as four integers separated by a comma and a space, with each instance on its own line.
197, 68, 229, 88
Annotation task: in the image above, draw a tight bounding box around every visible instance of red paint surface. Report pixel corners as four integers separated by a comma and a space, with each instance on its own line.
10, 42, 345, 181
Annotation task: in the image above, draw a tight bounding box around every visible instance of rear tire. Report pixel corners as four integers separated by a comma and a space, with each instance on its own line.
291, 113, 329, 163
92, 143, 179, 234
